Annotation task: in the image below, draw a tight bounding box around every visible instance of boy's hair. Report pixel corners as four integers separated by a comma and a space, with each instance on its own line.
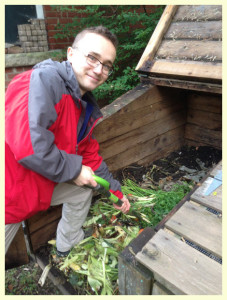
72, 25, 118, 50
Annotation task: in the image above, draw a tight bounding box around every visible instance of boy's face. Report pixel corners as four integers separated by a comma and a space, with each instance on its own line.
67, 33, 116, 96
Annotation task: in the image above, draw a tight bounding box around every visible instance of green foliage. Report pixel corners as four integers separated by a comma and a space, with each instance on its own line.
51, 5, 165, 103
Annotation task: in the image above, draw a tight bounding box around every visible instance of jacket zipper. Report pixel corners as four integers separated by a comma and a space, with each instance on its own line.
75, 116, 102, 155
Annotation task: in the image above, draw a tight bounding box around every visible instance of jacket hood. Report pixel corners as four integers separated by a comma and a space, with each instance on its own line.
33, 59, 82, 100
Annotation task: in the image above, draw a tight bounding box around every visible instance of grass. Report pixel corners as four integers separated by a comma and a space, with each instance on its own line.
5, 261, 61, 295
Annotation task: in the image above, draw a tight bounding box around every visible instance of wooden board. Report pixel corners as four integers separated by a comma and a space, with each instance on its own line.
187, 107, 222, 131
99, 109, 186, 160
104, 126, 185, 171
136, 229, 222, 295
173, 5, 222, 22
187, 93, 222, 114
190, 177, 222, 213
95, 85, 186, 144
136, 5, 222, 88
165, 20, 222, 40
140, 60, 222, 82
185, 123, 222, 149
165, 201, 222, 258
141, 76, 222, 94
5, 225, 29, 269
136, 5, 178, 71
210, 161, 222, 177
156, 40, 221, 62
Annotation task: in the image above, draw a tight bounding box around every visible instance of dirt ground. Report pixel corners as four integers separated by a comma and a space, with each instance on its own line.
5, 145, 222, 295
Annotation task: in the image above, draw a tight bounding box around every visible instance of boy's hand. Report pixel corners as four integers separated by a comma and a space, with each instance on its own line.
113, 196, 130, 214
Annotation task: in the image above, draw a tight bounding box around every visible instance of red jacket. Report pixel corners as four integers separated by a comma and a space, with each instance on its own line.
5, 59, 123, 224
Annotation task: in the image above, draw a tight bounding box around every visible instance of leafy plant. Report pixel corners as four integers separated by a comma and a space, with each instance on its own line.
51, 5, 165, 104
50, 179, 192, 295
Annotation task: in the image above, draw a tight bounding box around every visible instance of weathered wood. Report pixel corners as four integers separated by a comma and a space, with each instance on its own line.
136, 229, 222, 295
210, 161, 222, 177
165, 20, 222, 41
28, 206, 62, 251
105, 126, 185, 171
99, 109, 186, 161
155, 40, 221, 62
185, 123, 222, 149
99, 83, 153, 122
141, 76, 222, 94
190, 177, 222, 213
187, 107, 222, 130
152, 282, 173, 295
5, 225, 29, 269
165, 201, 222, 258
118, 227, 155, 295
95, 85, 186, 144
173, 5, 222, 22
137, 137, 184, 167
139, 60, 222, 82
136, 5, 178, 71
187, 93, 222, 114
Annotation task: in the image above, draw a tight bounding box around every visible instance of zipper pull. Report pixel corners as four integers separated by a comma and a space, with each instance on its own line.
76, 144, 78, 154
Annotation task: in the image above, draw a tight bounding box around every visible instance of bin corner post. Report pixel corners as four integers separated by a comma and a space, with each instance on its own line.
118, 227, 155, 295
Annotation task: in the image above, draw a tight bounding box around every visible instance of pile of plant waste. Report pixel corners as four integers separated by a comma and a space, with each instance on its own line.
49, 179, 192, 295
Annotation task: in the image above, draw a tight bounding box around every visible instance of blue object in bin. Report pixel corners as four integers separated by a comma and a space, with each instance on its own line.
204, 170, 222, 196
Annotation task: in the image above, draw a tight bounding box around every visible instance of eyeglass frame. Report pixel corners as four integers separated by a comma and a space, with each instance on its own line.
73, 47, 114, 76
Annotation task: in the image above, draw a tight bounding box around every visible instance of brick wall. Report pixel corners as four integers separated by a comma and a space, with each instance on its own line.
5, 66, 32, 90
43, 5, 75, 50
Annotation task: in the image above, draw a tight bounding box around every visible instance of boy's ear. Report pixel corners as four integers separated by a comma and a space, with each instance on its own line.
67, 47, 73, 62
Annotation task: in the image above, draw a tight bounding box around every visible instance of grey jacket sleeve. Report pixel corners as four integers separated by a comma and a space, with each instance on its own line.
18, 67, 82, 183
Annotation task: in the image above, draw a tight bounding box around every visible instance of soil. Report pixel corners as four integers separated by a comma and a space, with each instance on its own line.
5, 145, 222, 295
114, 145, 222, 188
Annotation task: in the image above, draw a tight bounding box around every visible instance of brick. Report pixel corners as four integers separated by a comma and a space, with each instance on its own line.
40, 24, 46, 30
36, 30, 43, 35
20, 36, 28, 42
32, 30, 38, 35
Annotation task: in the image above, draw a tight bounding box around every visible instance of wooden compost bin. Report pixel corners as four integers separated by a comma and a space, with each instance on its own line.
5, 4, 222, 295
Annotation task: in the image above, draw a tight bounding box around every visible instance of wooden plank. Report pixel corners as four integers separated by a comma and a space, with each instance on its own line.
155, 40, 222, 62
187, 107, 222, 130
137, 137, 184, 167
5, 225, 29, 269
185, 123, 222, 149
173, 5, 222, 22
210, 161, 222, 177
28, 206, 62, 251
99, 83, 153, 122
105, 126, 185, 171
187, 93, 222, 114
190, 177, 222, 213
95, 87, 185, 144
165, 201, 222, 258
165, 20, 222, 40
136, 229, 222, 295
141, 76, 222, 94
139, 60, 222, 82
99, 109, 186, 160
136, 5, 178, 71
118, 227, 155, 295
152, 282, 173, 295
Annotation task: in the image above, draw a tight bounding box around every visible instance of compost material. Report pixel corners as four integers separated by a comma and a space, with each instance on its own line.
13, 145, 221, 295
114, 145, 222, 189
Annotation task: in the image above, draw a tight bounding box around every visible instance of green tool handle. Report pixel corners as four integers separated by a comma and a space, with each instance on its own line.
92, 175, 123, 207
